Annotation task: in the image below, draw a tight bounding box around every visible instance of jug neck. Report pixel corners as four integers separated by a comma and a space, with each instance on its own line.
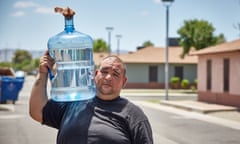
64, 17, 75, 32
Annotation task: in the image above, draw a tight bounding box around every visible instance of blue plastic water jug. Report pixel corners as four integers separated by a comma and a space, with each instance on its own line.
47, 7, 95, 102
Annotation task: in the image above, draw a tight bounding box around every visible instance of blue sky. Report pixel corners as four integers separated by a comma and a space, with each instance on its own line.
0, 0, 240, 52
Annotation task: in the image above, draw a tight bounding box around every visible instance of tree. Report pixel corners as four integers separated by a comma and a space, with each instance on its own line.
93, 38, 108, 52
12, 50, 32, 71
33, 58, 40, 68
137, 40, 154, 50
142, 40, 154, 47
177, 19, 225, 58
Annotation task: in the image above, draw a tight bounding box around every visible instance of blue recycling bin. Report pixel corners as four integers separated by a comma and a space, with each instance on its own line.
0, 76, 24, 104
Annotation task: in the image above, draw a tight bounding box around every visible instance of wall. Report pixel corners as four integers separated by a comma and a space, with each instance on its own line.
125, 63, 197, 89
125, 63, 149, 83
231, 54, 240, 94
197, 52, 240, 107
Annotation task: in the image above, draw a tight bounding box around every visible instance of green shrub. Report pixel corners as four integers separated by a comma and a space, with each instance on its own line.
181, 79, 189, 89
170, 77, 180, 89
170, 77, 180, 84
194, 79, 198, 86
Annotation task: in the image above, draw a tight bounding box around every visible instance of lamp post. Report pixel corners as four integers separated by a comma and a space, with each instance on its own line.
162, 0, 174, 100
116, 34, 122, 55
106, 27, 114, 54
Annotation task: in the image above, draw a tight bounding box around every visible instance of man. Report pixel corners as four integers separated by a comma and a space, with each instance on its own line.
29, 51, 153, 144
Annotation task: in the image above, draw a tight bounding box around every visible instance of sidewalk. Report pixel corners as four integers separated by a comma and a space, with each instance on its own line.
159, 100, 240, 123
160, 100, 238, 114
0, 104, 15, 111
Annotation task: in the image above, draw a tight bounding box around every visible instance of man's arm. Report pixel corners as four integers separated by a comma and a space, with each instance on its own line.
29, 51, 54, 123
29, 73, 48, 122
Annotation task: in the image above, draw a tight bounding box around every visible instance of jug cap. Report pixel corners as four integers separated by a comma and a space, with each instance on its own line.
54, 7, 75, 19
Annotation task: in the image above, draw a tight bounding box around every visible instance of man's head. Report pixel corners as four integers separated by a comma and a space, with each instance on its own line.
94, 55, 127, 100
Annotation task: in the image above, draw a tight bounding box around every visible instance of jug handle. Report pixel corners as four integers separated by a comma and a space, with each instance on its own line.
48, 68, 55, 80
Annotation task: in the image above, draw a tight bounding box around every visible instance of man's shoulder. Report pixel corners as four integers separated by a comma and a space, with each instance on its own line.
120, 97, 144, 114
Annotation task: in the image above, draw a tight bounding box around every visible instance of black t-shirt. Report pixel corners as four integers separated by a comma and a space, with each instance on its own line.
42, 97, 153, 144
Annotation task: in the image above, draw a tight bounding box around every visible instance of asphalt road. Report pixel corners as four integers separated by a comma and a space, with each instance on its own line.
0, 99, 57, 144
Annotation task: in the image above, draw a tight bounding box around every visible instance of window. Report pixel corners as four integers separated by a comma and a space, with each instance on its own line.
174, 66, 183, 81
223, 59, 229, 92
149, 66, 158, 82
206, 60, 212, 90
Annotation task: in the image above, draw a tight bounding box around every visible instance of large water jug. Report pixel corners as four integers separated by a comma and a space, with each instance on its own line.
47, 7, 95, 102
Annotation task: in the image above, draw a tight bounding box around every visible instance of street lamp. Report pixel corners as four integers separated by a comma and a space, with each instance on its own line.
106, 27, 114, 54
162, 0, 174, 100
116, 34, 122, 55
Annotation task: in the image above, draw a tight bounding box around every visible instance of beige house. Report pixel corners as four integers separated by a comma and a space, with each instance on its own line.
191, 39, 240, 107
94, 46, 198, 89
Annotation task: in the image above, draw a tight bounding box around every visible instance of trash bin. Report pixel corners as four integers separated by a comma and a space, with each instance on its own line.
0, 76, 24, 104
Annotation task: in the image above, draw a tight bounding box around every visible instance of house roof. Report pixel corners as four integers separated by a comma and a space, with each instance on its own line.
119, 46, 197, 64
190, 39, 240, 55
93, 46, 198, 65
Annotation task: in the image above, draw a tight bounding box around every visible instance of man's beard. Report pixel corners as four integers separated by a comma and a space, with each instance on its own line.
98, 84, 114, 95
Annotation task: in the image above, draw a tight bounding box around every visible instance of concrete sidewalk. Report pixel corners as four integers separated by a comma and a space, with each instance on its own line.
157, 100, 240, 124
160, 100, 238, 114
0, 104, 15, 111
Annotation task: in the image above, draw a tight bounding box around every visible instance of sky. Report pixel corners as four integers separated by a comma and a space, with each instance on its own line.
0, 0, 240, 52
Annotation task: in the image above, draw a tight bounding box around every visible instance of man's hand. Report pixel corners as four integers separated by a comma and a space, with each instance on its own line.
39, 50, 55, 74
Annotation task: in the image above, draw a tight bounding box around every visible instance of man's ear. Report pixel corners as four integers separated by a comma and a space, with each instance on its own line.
94, 70, 99, 82
95, 70, 99, 76
122, 77, 128, 88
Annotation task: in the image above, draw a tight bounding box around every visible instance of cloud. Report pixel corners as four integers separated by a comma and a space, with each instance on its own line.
13, 1, 39, 8
153, 0, 161, 4
12, 11, 25, 17
13, 1, 54, 15
35, 7, 54, 14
